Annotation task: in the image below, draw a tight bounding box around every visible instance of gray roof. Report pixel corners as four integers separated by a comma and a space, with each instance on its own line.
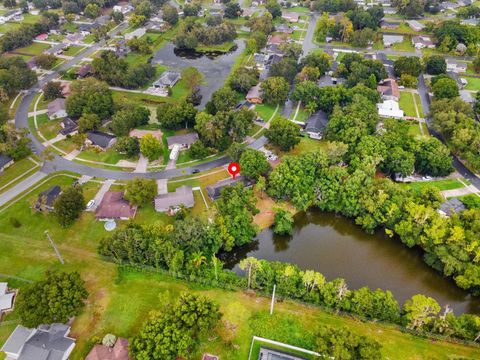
1, 324, 74, 360
36, 185, 61, 208
305, 110, 328, 133
87, 131, 116, 149
0, 282, 14, 311
206, 176, 253, 200
47, 98, 66, 117
166, 132, 199, 147
154, 71, 181, 87
440, 198, 466, 216
0, 154, 12, 168
154, 185, 194, 211
45, 43, 67, 55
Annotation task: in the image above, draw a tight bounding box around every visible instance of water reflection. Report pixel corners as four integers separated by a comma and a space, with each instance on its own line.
222, 208, 480, 314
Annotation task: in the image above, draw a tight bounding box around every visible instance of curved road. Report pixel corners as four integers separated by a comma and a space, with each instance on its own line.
14, 21, 269, 180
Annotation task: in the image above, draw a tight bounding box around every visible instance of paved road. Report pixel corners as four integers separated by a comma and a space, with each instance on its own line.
0, 171, 47, 207
416, 73, 480, 189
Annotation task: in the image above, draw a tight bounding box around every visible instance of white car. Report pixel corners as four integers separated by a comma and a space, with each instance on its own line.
86, 200, 95, 209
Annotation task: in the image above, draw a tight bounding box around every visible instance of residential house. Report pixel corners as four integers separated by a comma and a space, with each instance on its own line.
154, 185, 195, 214
95, 15, 110, 26
246, 83, 263, 104
166, 132, 199, 150
268, 34, 287, 46
377, 78, 400, 101
35, 33, 48, 41
153, 71, 181, 88
377, 99, 404, 118
0, 9, 21, 23
86, 337, 130, 360
96, 192, 137, 220
383, 34, 403, 47
412, 35, 435, 49
0, 282, 15, 313
113, 4, 134, 14
1, 324, 75, 360
61, 81, 71, 97
206, 176, 253, 200
254, 53, 267, 70
47, 98, 67, 119
35, 185, 61, 212
446, 59, 467, 73
125, 27, 146, 40
86, 131, 117, 150
304, 110, 328, 139
45, 43, 68, 55
76, 63, 92, 78
26, 57, 37, 70
0, 154, 13, 172
382, 6, 397, 14
406, 20, 425, 32
282, 12, 299, 23
129, 129, 162, 141
461, 18, 479, 26
275, 24, 293, 34
60, 118, 78, 135
380, 19, 400, 29
64, 32, 84, 45
440, 1, 461, 10
77, 22, 98, 35
439, 198, 466, 217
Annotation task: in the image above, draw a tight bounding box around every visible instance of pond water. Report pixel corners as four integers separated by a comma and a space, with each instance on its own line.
223, 209, 480, 315
152, 41, 245, 108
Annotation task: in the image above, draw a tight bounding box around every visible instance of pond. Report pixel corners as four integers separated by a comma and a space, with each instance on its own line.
152, 40, 245, 108
223, 209, 480, 315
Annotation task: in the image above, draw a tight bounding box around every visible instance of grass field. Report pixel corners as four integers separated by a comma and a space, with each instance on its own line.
399, 92, 418, 117
400, 178, 465, 192
76, 148, 134, 165
413, 93, 425, 118
34, 114, 62, 140
464, 76, 480, 91
391, 38, 415, 52
1, 173, 480, 359
63, 45, 84, 57
0, 157, 39, 194
255, 104, 279, 122
11, 42, 49, 56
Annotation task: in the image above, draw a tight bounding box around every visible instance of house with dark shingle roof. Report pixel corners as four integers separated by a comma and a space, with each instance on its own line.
439, 198, 466, 217
1, 323, 75, 360
35, 185, 61, 212
153, 71, 181, 88
305, 110, 328, 139
86, 131, 117, 150
76, 63, 92, 78
0, 154, 13, 172
206, 176, 253, 200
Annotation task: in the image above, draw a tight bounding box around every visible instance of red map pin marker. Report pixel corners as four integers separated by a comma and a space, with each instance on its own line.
228, 162, 240, 179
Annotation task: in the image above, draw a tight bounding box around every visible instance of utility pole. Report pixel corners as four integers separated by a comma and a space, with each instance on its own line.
270, 284, 276, 315
45, 230, 64, 264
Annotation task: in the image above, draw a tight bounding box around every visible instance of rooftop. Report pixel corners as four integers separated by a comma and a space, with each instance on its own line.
95, 192, 137, 219
166, 132, 199, 147
154, 185, 195, 212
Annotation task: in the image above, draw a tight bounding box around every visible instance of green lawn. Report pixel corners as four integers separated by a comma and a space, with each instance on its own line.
0, 157, 39, 193
21, 13, 41, 24
53, 137, 78, 154
400, 178, 465, 192
463, 76, 480, 91
1, 173, 480, 359
34, 114, 62, 140
399, 92, 417, 117
76, 148, 134, 165
255, 104, 279, 122
391, 38, 415, 52
63, 45, 84, 57
11, 42, 49, 56
291, 30, 304, 41
413, 93, 424, 118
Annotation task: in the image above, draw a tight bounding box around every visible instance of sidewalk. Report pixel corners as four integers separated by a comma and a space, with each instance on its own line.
442, 185, 479, 198
134, 154, 148, 173
0, 171, 47, 207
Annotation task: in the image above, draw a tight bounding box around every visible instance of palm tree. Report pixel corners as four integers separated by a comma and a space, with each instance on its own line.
191, 251, 206, 268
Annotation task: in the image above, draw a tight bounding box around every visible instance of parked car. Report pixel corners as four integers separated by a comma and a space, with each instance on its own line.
86, 200, 95, 209
192, 168, 200, 174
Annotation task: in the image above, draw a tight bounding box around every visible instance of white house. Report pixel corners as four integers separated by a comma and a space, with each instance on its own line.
377, 100, 404, 118
383, 34, 403, 47
446, 59, 467, 73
